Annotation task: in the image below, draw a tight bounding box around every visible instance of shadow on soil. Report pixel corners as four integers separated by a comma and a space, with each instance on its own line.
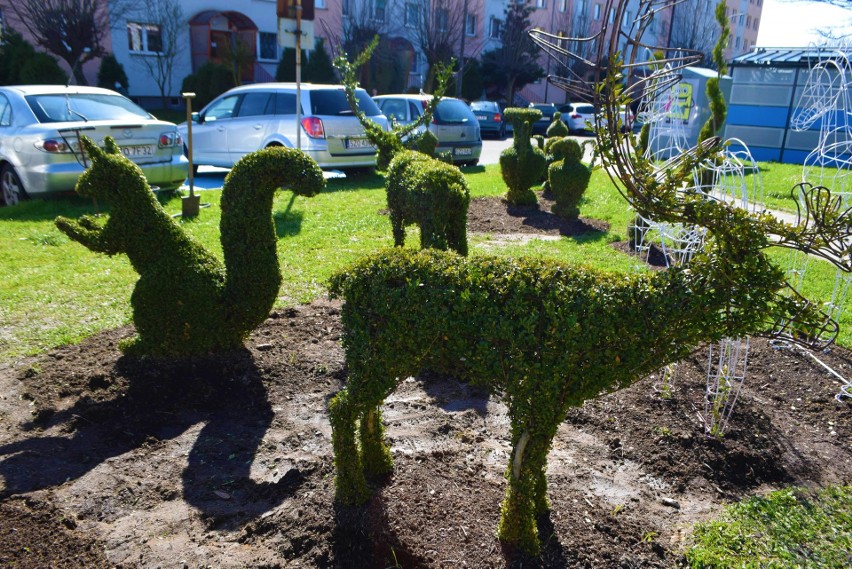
0, 349, 296, 526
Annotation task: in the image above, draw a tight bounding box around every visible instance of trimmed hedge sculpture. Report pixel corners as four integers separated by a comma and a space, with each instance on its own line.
549, 137, 592, 220
336, 37, 470, 255
55, 137, 324, 356
387, 150, 470, 254
546, 111, 570, 138
500, 108, 547, 205
328, 224, 829, 553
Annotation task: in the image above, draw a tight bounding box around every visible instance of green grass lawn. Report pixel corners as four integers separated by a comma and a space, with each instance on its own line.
1, 162, 850, 360
685, 485, 852, 568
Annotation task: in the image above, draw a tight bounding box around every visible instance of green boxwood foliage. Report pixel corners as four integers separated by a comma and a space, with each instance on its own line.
549, 137, 592, 220
386, 150, 470, 255
328, 206, 828, 552
546, 111, 570, 138
55, 137, 324, 357
97, 54, 129, 92
180, 62, 235, 109
500, 108, 547, 205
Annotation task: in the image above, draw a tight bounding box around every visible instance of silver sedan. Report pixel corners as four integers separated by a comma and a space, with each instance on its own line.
0, 85, 187, 206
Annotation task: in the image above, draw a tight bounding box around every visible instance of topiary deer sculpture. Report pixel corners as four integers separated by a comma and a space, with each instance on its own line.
335, 38, 470, 255
55, 137, 324, 356
328, 1, 852, 555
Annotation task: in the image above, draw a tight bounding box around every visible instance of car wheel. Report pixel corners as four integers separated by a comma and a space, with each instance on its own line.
1, 164, 26, 206
499, 124, 506, 139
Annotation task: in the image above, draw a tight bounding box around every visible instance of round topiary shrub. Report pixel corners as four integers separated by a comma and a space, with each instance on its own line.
499, 108, 547, 205
548, 137, 591, 220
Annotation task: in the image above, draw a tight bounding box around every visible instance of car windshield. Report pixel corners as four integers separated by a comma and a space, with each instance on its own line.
574, 104, 596, 115
25, 93, 151, 123
470, 101, 497, 112
434, 99, 475, 124
311, 89, 382, 117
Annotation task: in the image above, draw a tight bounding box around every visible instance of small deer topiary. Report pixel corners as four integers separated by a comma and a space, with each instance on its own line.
55, 137, 324, 356
336, 38, 470, 255
548, 137, 592, 220
500, 108, 547, 205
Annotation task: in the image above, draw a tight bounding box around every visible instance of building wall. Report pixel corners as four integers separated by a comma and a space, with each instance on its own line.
0, 0, 765, 108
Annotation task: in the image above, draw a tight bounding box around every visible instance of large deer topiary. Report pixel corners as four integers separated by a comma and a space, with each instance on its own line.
328, 0, 852, 555
335, 38, 470, 255
55, 137, 324, 356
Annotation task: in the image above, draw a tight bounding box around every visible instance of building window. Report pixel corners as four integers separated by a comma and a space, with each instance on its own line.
558, 0, 567, 12
608, 7, 615, 23
624, 10, 632, 26
411, 52, 419, 73
127, 22, 162, 54
342, 0, 351, 17
754, 17, 759, 30
735, 36, 741, 48
258, 32, 278, 61
594, 4, 601, 20
746, 15, 751, 28
578, 0, 587, 16
465, 13, 476, 36
374, 0, 386, 20
489, 17, 502, 39
315, 0, 326, 7
536, 0, 546, 8
405, 2, 419, 27
436, 8, 449, 31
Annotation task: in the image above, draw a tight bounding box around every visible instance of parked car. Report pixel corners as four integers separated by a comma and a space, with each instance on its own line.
373, 94, 482, 166
0, 85, 187, 206
558, 102, 598, 135
179, 83, 389, 172
529, 103, 558, 136
469, 100, 506, 138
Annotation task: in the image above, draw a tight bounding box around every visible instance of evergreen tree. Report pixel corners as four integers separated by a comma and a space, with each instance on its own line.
480, 3, 545, 104
304, 38, 337, 83
97, 54, 129, 92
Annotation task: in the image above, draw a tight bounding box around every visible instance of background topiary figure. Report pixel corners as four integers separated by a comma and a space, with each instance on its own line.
500, 108, 547, 205
546, 111, 570, 138
335, 36, 450, 171
549, 137, 592, 220
55, 137, 324, 357
387, 150, 470, 254
336, 38, 469, 255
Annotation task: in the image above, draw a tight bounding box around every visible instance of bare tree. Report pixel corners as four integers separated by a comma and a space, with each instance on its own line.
408, 0, 466, 92
127, 0, 186, 109
668, 0, 719, 66
6, 0, 133, 85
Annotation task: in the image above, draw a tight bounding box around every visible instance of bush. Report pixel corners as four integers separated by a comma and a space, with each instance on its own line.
0, 29, 65, 85
304, 38, 337, 83
386, 150, 470, 255
55, 137, 324, 357
549, 137, 592, 220
499, 108, 546, 205
546, 111, 570, 138
181, 62, 235, 109
19, 52, 67, 85
97, 54, 129, 92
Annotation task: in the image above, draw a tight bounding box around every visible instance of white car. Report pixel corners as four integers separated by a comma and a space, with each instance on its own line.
0, 85, 187, 205
558, 102, 598, 135
373, 94, 482, 166
180, 83, 389, 172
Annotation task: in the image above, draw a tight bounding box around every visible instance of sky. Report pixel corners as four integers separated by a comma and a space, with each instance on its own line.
756, 0, 852, 47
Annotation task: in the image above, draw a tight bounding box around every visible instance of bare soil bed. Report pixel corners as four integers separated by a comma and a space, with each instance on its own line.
1, 193, 850, 568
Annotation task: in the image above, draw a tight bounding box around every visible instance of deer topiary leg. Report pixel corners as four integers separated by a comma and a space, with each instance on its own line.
446, 211, 468, 257
329, 390, 369, 505
359, 405, 394, 476
390, 211, 406, 247
497, 423, 555, 555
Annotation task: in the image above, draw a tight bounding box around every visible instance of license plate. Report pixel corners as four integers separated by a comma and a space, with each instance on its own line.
120, 144, 155, 158
454, 147, 472, 156
345, 138, 372, 150
476, 115, 487, 121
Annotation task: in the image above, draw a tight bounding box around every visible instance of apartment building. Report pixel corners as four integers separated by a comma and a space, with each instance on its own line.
0, 0, 761, 107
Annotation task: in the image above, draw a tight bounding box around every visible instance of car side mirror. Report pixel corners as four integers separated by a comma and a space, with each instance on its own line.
192, 112, 202, 124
